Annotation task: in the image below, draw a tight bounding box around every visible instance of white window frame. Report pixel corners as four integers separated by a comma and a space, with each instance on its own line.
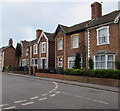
41, 42, 46, 53
33, 44, 38, 55
72, 35, 79, 49
58, 57, 63, 67
31, 58, 38, 67
68, 56, 82, 68
58, 39, 63, 50
94, 54, 115, 69
97, 26, 110, 46
26, 48, 29, 56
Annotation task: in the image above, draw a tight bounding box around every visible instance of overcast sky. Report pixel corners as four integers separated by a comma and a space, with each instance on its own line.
0, 0, 120, 47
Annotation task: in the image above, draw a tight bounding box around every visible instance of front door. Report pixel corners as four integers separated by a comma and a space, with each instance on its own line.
42, 59, 45, 69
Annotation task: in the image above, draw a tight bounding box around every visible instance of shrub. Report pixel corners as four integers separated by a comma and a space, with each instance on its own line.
74, 52, 81, 69
115, 60, 120, 69
63, 68, 120, 79
56, 67, 64, 74
64, 68, 73, 75
7, 64, 12, 71
89, 58, 94, 69
69, 69, 80, 75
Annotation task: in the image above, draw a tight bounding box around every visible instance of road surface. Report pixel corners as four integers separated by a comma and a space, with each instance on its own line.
1, 73, 119, 109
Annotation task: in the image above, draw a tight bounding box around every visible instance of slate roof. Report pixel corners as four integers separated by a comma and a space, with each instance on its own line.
21, 39, 38, 48
21, 32, 54, 47
0, 45, 14, 52
58, 10, 120, 35
44, 32, 54, 42
88, 10, 120, 28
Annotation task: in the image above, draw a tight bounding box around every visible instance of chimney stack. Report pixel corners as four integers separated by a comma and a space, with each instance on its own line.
36, 29, 42, 39
9, 38, 13, 45
91, 2, 102, 19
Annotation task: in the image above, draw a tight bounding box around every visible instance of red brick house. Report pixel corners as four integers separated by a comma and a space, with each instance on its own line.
0, 38, 17, 71
20, 29, 55, 70
55, 2, 120, 69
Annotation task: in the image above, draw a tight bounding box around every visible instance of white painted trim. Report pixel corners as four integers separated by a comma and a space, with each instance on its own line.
33, 44, 38, 55
87, 21, 114, 30
60, 25, 66, 34
114, 12, 120, 23
96, 26, 110, 46
41, 57, 46, 69
71, 34, 79, 49
38, 31, 49, 69
31, 58, 38, 68
57, 39, 63, 50
87, 30, 90, 59
41, 42, 46, 53
2, 52, 4, 70
94, 54, 115, 69
37, 31, 48, 44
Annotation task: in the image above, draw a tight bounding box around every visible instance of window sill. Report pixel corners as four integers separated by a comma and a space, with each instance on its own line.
97, 43, 110, 46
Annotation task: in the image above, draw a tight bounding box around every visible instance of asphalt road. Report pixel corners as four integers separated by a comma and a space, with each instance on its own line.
1, 73, 119, 109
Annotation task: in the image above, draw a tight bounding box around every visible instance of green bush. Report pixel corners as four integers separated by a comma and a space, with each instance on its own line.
7, 64, 12, 71
63, 68, 120, 79
69, 69, 80, 75
89, 58, 94, 69
115, 60, 120, 69
64, 68, 73, 75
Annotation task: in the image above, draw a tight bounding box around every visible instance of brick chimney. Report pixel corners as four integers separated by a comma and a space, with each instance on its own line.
91, 2, 102, 19
36, 29, 42, 39
9, 38, 13, 45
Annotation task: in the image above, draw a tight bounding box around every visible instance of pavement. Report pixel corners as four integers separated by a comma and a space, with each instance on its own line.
2, 72, 119, 93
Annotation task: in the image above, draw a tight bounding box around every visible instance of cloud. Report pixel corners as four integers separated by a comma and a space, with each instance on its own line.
1, 1, 119, 48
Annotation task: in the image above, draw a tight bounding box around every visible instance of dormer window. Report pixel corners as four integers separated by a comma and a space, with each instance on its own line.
33, 44, 38, 54
97, 26, 109, 45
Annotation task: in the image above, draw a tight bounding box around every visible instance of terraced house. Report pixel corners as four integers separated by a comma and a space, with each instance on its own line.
55, 2, 120, 70
20, 29, 55, 70
0, 38, 17, 71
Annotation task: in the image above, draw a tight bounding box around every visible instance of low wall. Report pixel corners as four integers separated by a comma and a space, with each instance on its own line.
36, 73, 119, 87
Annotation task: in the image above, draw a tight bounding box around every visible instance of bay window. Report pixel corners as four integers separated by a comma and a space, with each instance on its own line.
94, 54, 115, 69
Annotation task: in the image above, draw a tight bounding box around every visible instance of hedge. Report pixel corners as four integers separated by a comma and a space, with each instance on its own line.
63, 69, 120, 79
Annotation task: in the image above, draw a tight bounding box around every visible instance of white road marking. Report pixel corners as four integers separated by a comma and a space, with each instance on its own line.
30, 96, 39, 100
50, 94, 56, 97
42, 93, 47, 96
49, 90, 53, 93
56, 91, 60, 94
53, 82, 58, 89
2, 106, 16, 109
14, 100, 26, 103
39, 97, 47, 101
0, 104, 9, 107
61, 91, 109, 105
21, 102, 34, 106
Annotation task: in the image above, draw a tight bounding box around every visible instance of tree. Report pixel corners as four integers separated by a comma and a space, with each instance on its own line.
15, 43, 22, 66
89, 58, 94, 69
74, 52, 81, 69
